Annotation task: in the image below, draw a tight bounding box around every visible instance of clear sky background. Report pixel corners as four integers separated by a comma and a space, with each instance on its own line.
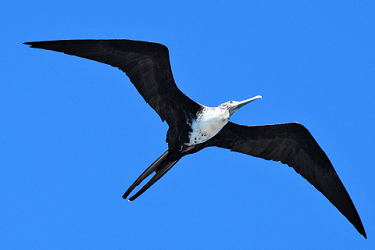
1, 1, 374, 249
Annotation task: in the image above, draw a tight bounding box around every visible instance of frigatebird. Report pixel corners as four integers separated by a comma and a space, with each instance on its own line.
24, 39, 366, 238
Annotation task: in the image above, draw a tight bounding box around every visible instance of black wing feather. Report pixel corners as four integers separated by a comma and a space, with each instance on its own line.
208, 122, 366, 238
24, 39, 201, 130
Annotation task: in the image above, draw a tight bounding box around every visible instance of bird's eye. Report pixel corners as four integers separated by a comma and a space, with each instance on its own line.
230, 101, 233, 104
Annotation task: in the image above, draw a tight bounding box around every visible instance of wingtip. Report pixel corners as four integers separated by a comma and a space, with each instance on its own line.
23, 41, 35, 45
23, 41, 49, 48
360, 229, 367, 239
23, 41, 39, 48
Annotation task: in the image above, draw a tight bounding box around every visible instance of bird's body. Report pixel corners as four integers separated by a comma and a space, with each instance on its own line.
186, 106, 230, 146
24, 39, 366, 238
186, 97, 261, 146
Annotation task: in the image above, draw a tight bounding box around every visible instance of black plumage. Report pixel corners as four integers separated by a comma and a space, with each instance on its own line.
24, 39, 366, 238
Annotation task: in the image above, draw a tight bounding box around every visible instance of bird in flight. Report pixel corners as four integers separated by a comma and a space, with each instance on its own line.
24, 39, 366, 238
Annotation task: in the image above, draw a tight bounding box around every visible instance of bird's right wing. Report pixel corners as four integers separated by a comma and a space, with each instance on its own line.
24, 39, 201, 127
207, 122, 366, 238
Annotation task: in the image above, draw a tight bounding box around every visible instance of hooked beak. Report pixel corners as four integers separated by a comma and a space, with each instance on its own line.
229, 95, 262, 115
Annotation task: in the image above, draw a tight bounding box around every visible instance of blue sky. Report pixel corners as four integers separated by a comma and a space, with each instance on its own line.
1, 0, 374, 249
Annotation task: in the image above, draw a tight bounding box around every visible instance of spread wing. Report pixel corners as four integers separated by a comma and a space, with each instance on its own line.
207, 122, 366, 238
24, 39, 202, 144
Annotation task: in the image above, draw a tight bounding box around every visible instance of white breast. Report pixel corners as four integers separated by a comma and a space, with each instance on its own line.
186, 107, 230, 146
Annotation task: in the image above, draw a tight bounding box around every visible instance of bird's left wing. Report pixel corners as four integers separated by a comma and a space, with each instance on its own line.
206, 122, 366, 238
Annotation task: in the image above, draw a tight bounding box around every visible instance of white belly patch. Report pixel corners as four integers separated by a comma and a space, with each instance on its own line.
186, 107, 229, 146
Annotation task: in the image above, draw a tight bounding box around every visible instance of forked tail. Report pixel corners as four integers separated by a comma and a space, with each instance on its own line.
122, 150, 181, 201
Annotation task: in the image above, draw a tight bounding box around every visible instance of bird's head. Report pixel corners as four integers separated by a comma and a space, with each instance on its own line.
219, 95, 262, 116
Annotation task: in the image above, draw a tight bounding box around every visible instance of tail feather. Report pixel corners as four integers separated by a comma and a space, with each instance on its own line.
122, 150, 180, 201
